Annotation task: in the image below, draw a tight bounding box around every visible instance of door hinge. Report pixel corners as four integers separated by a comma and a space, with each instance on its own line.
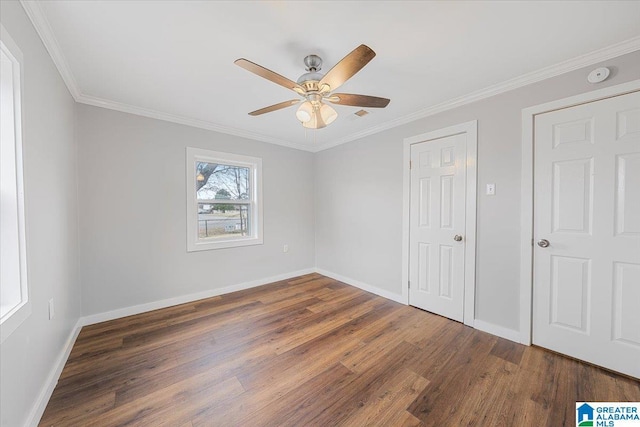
408, 280, 411, 289
409, 160, 412, 169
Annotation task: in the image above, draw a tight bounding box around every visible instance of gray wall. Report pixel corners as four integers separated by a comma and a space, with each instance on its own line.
0, 2, 81, 427
76, 105, 316, 316
314, 50, 640, 333
2, 3, 639, 423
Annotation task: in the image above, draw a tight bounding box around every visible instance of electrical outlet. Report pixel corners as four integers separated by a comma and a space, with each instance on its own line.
486, 183, 496, 195
283, 244, 289, 253
48, 298, 55, 320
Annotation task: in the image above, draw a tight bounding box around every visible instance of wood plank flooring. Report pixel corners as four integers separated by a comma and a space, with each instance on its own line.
40, 273, 640, 426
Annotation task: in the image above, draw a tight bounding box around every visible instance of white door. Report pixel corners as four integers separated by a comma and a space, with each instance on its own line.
409, 134, 467, 322
533, 90, 640, 378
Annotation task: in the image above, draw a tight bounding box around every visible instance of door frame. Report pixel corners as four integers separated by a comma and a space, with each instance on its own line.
402, 120, 478, 327
519, 79, 640, 345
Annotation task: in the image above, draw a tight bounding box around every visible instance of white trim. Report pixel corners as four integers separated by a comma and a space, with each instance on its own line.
78, 94, 311, 152
26, 318, 83, 427
77, 38, 640, 154
313, 37, 640, 152
81, 268, 315, 326
400, 142, 411, 306
402, 120, 478, 327
519, 79, 640, 345
315, 268, 405, 305
473, 319, 520, 344
19, 1, 81, 99
0, 24, 32, 343
186, 147, 263, 252
463, 123, 478, 327
16, 2, 640, 153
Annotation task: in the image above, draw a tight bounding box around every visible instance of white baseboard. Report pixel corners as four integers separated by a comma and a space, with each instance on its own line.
314, 268, 406, 304
473, 319, 521, 343
26, 317, 83, 427
80, 268, 316, 326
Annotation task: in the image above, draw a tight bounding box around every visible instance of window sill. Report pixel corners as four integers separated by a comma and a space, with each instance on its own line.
0, 300, 31, 343
187, 235, 264, 252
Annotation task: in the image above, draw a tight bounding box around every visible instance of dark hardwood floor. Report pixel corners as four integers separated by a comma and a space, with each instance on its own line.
40, 273, 640, 426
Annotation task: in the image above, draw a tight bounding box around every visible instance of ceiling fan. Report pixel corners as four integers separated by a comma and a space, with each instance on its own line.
234, 44, 390, 129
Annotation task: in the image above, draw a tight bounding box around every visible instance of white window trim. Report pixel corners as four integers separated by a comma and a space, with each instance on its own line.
186, 147, 263, 251
1, 25, 31, 343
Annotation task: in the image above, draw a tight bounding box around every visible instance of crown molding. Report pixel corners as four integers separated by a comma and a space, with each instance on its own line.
20, 0, 81, 100
312, 35, 640, 152
77, 94, 312, 151
19, 0, 640, 153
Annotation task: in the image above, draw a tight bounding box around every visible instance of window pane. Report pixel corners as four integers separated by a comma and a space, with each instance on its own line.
187, 148, 262, 252
1, 43, 26, 322
198, 203, 251, 239
196, 162, 250, 201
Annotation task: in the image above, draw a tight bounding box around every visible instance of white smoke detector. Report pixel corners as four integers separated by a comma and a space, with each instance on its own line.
587, 67, 610, 84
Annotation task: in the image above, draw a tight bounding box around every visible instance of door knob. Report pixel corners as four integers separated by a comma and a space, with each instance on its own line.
453, 235, 463, 242
537, 239, 550, 248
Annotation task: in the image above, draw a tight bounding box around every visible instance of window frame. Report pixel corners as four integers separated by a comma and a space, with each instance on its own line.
186, 147, 263, 252
1, 25, 31, 343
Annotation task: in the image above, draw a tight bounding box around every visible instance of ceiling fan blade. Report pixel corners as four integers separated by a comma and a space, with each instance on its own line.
248, 99, 300, 116
327, 93, 390, 108
318, 45, 376, 92
235, 59, 306, 95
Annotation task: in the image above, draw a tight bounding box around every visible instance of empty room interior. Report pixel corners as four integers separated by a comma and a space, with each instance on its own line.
2, 1, 640, 426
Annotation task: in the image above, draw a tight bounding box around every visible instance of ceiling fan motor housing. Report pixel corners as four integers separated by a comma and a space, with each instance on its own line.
303, 54, 322, 72
297, 55, 325, 91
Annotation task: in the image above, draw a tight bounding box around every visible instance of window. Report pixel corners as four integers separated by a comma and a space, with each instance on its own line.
186, 147, 263, 251
1, 25, 30, 342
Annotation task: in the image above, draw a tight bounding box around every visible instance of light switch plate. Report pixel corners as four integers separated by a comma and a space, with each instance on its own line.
486, 183, 496, 195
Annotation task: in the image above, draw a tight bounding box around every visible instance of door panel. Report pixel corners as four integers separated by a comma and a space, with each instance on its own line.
616, 153, 640, 235
617, 107, 640, 141
409, 134, 466, 322
533, 90, 640, 378
419, 178, 431, 227
612, 262, 640, 347
552, 158, 593, 234
439, 245, 453, 298
549, 255, 590, 333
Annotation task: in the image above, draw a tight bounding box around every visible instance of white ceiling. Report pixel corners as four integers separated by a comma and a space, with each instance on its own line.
23, 1, 640, 151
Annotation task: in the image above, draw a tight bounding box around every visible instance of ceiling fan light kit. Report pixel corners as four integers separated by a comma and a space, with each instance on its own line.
319, 103, 338, 125
295, 101, 313, 123
298, 102, 338, 129
235, 44, 390, 130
